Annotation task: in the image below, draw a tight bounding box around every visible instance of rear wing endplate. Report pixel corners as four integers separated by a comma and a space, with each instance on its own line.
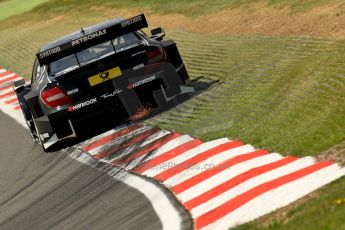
36, 14, 148, 65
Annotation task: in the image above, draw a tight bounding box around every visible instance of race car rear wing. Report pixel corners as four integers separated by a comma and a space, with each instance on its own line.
36, 14, 148, 65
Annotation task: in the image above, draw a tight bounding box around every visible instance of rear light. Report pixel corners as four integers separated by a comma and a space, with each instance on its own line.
146, 46, 166, 64
41, 87, 74, 108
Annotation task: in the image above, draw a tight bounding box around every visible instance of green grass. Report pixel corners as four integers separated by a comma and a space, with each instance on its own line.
0, 1, 345, 229
0, 0, 50, 21
267, 0, 341, 12
1, 0, 341, 21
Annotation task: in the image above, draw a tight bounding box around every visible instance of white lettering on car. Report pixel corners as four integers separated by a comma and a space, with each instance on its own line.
39, 47, 61, 59
68, 98, 97, 112
128, 75, 156, 89
71, 29, 107, 46
67, 88, 79, 95
100, 89, 123, 99
121, 15, 143, 28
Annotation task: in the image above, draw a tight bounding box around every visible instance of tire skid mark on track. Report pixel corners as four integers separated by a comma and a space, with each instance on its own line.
88, 126, 152, 156
94, 127, 160, 160
111, 131, 181, 165
105, 128, 171, 163
1, 66, 345, 230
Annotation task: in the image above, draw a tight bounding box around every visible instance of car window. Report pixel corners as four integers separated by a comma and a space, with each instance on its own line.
48, 33, 140, 76
49, 54, 79, 76
76, 41, 115, 66
113, 33, 140, 52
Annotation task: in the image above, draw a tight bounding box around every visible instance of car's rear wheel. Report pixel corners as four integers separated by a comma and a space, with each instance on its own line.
25, 111, 48, 152
31, 119, 48, 152
18, 99, 39, 142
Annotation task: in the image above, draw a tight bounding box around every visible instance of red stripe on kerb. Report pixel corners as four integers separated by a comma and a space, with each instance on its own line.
133, 139, 204, 174
94, 127, 160, 159
0, 83, 14, 92
172, 150, 268, 194
82, 124, 142, 152
0, 71, 12, 77
0, 75, 18, 85
14, 105, 21, 110
184, 156, 297, 210
0, 90, 15, 99
154, 141, 244, 182
195, 161, 333, 229
5, 97, 18, 104
112, 132, 182, 165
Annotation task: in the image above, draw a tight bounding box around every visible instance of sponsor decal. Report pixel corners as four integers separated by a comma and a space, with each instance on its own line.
88, 66, 122, 87
39, 47, 61, 59
131, 51, 145, 57
121, 15, 143, 28
67, 98, 97, 112
133, 63, 144, 70
67, 88, 79, 95
71, 29, 107, 46
128, 75, 156, 89
100, 89, 123, 99
100, 72, 110, 81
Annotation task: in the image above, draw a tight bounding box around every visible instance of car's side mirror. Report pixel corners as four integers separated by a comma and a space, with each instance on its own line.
150, 27, 165, 40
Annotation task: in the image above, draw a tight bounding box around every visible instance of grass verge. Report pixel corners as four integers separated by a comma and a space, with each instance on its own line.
0, 0, 50, 21
2, 0, 342, 21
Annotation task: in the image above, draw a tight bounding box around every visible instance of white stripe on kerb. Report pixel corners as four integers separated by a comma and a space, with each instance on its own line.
0, 82, 16, 91
3, 95, 17, 102
139, 129, 171, 147
0, 77, 22, 87
0, 73, 16, 80
145, 135, 195, 160
142, 138, 230, 178
177, 153, 284, 202
0, 69, 6, 74
163, 145, 255, 187
0, 87, 14, 96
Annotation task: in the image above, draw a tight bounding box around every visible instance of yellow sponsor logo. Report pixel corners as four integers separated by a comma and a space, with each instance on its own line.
88, 66, 122, 87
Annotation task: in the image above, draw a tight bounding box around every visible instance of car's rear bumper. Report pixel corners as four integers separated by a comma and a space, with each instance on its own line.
35, 63, 194, 149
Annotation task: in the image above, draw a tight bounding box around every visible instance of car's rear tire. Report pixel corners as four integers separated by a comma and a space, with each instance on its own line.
26, 110, 48, 152
32, 120, 48, 152
19, 105, 47, 151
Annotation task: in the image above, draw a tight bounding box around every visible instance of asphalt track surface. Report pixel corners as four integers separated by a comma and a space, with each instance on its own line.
0, 110, 172, 230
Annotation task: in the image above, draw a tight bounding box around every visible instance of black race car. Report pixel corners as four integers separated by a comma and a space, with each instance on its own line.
14, 14, 194, 151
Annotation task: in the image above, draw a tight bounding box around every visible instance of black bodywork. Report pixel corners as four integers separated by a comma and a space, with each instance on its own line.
15, 14, 194, 151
